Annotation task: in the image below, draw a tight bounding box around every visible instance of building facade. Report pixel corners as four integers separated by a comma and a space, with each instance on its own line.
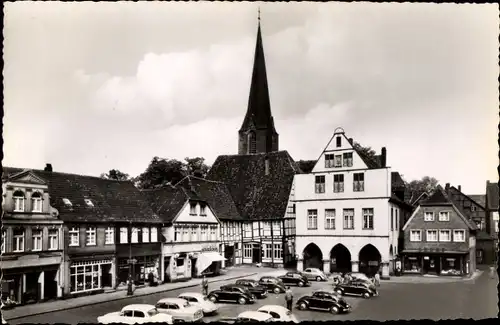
401, 186, 477, 276
485, 181, 499, 264
1, 170, 64, 304
293, 128, 408, 278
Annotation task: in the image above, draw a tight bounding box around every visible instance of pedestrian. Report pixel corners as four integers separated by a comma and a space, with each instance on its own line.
202, 275, 209, 296
490, 265, 496, 279
285, 286, 293, 311
374, 272, 381, 287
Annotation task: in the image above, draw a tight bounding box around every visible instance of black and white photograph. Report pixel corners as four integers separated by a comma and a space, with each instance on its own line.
1, 1, 498, 324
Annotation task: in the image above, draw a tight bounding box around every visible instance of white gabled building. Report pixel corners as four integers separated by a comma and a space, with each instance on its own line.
294, 127, 409, 278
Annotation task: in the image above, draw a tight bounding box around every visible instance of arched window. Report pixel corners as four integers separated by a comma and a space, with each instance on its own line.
31, 192, 42, 212
248, 131, 256, 154
13, 190, 25, 212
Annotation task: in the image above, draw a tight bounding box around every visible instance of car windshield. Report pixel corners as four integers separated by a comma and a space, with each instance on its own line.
148, 308, 159, 317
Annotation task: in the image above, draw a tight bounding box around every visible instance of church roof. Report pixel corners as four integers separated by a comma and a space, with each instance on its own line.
239, 21, 277, 134
3, 166, 160, 224
207, 150, 299, 220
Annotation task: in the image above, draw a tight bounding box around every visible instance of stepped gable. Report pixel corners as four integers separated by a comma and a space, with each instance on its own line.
206, 150, 298, 220
2, 166, 160, 223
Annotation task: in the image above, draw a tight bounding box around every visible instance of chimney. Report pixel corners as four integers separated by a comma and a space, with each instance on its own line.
44, 164, 53, 172
458, 185, 462, 192
445, 183, 450, 193
381, 147, 387, 167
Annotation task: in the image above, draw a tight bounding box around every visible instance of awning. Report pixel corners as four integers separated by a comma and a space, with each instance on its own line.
196, 252, 226, 273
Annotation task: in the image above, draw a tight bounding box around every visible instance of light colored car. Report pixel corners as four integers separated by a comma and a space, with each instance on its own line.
236, 311, 274, 322
155, 298, 204, 322
97, 304, 173, 324
348, 272, 373, 283
301, 268, 327, 281
258, 305, 299, 323
178, 292, 218, 315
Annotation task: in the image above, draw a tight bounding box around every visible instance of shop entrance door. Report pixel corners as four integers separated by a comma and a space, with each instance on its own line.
44, 270, 58, 300
24, 273, 40, 303
224, 245, 234, 267
423, 256, 439, 275
252, 244, 261, 263
101, 264, 112, 288
191, 258, 198, 278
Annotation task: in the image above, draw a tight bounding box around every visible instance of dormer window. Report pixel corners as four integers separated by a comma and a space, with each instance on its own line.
13, 191, 25, 212
84, 199, 94, 207
31, 192, 42, 212
200, 203, 207, 216
62, 198, 72, 207
336, 136, 342, 148
190, 202, 197, 215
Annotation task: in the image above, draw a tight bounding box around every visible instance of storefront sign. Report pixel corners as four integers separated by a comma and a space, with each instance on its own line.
446, 258, 455, 261
201, 246, 218, 252
408, 257, 417, 260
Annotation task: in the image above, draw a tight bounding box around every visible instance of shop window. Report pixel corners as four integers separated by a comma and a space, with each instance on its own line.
86, 227, 96, 246
404, 257, 422, 273
13, 191, 25, 212
49, 229, 58, 250
13, 229, 25, 252
142, 227, 150, 243
274, 243, 282, 259
120, 227, 128, 243
105, 227, 114, 244
151, 227, 158, 242
31, 192, 42, 212
69, 227, 80, 246
32, 229, 42, 251
177, 258, 185, 267
70, 262, 107, 293
265, 244, 272, 259
440, 257, 462, 275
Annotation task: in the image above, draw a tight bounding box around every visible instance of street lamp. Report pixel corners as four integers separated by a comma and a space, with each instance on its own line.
127, 221, 133, 296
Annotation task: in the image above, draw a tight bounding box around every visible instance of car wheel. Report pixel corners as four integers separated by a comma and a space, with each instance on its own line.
330, 306, 339, 314
297, 281, 304, 287
298, 302, 308, 310
316, 276, 322, 282
363, 292, 371, 299
335, 289, 343, 296
238, 297, 247, 305
273, 287, 281, 294
208, 295, 217, 302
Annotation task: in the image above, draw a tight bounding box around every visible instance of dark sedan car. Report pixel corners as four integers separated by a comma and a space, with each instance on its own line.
235, 279, 268, 298
207, 284, 256, 305
258, 276, 286, 294
332, 281, 378, 299
278, 271, 310, 287
296, 290, 352, 314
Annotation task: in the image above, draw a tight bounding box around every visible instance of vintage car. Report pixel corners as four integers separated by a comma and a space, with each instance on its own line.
97, 304, 173, 324
333, 281, 378, 299
235, 279, 268, 298
178, 292, 218, 315
301, 268, 328, 281
278, 271, 310, 287
347, 272, 373, 283
257, 305, 300, 322
258, 276, 286, 294
236, 311, 274, 322
296, 291, 351, 314
207, 284, 255, 305
155, 298, 204, 322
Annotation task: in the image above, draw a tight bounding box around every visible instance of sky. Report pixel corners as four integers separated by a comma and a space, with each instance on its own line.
3, 2, 499, 194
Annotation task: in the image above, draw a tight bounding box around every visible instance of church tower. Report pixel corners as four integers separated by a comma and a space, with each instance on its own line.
238, 12, 279, 155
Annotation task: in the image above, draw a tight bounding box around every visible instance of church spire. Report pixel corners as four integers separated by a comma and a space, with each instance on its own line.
238, 11, 279, 155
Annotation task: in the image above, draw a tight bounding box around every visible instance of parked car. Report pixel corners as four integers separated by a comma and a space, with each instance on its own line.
155, 298, 204, 323
278, 271, 310, 287
296, 291, 351, 314
236, 311, 274, 322
235, 279, 268, 298
207, 284, 255, 305
217, 317, 238, 324
301, 268, 327, 281
97, 304, 173, 324
347, 272, 373, 283
257, 305, 299, 322
333, 281, 378, 299
177, 292, 218, 315
258, 276, 286, 294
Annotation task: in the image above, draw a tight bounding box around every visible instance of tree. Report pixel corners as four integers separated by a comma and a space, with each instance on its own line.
184, 157, 210, 178
405, 176, 439, 194
100, 169, 130, 181
352, 141, 376, 160
134, 156, 211, 189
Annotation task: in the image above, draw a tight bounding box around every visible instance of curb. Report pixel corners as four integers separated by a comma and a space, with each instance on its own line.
379, 270, 483, 284
4, 272, 258, 321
